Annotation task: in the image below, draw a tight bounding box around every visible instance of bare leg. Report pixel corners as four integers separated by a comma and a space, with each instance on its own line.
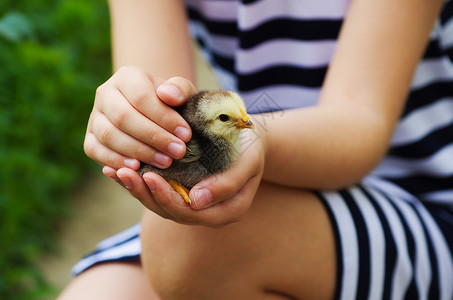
57, 262, 160, 300
141, 181, 336, 300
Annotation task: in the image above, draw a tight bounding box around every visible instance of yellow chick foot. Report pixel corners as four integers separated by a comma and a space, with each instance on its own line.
167, 180, 191, 205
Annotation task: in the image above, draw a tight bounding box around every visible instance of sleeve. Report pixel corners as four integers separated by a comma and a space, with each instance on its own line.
440, 0, 453, 61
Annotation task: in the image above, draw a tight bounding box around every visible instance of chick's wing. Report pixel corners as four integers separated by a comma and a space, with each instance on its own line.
178, 139, 202, 163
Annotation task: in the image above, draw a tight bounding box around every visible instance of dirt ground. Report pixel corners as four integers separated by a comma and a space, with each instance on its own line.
37, 174, 144, 291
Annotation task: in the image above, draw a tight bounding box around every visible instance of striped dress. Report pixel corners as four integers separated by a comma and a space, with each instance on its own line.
74, 1, 453, 299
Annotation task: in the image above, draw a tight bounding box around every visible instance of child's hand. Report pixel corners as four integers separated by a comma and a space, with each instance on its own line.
114, 129, 266, 227
83, 66, 197, 178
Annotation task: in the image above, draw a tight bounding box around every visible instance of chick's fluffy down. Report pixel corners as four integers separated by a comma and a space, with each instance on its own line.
138, 90, 254, 189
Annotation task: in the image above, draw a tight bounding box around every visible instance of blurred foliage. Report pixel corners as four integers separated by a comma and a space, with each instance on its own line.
0, 0, 111, 299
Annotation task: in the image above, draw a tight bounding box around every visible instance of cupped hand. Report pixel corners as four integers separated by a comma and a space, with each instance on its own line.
117, 128, 266, 227
84, 66, 197, 177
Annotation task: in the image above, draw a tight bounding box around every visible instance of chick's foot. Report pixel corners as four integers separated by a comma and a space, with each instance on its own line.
167, 180, 191, 205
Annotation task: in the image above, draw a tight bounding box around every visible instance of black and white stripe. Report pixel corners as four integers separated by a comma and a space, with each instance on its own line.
186, 0, 346, 110
72, 223, 141, 275
373, 45, 453, 208
319, 184, 453, 300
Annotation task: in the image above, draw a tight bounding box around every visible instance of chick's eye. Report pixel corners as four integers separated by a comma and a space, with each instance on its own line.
218, 114, 230, 122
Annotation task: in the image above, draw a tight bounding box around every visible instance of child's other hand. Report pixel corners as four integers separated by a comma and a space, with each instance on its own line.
114, 129, 266, 227
83, 66, 196, 176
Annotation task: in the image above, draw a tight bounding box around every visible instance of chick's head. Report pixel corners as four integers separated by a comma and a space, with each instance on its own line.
196, 91, 255, 143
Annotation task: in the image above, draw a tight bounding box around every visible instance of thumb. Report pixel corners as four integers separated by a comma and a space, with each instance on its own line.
156, 76, 198, 107
188, 167, 248, 210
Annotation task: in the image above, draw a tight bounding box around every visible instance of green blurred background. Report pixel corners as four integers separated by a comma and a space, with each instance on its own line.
0, 0, 111, 298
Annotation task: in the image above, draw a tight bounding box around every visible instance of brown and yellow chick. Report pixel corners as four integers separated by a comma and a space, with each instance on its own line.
138, 90, 255, 204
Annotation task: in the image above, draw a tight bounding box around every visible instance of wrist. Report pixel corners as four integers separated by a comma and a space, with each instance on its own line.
249, 115, 269, 161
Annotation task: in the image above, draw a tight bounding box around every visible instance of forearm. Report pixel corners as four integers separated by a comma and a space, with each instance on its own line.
260, 0, 443, 190
259, 104, 391, 190
108, 0, 195, 81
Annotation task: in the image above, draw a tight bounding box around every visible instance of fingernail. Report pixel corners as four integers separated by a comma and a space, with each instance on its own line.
174, 126, 191, 141
154, 152, 171, 167
143, 174, 156, 193
168, 142, 184, 157
124, 158, 140, 169
191, 189, 212, 209
102, 166, 117, 178
158, 85, 184, 101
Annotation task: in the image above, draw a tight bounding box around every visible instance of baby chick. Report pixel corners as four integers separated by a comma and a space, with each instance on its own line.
138, 90, 255, 204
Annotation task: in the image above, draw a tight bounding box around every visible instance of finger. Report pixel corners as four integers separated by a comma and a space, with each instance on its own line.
96, 87, 187, 159
111, 67, 192, 143
84, 131, 137, 169
189, 163, 257, 210
140, 172, 233, 226
123, 158, 141, 170
141, 172, 252, 226
102, 160, 140, 185
189, 132, 264, 209
191, 177, 258, 227
102, 165, 123, 186
116, 168, 173, 220
141, 172, 197, 223
90, 112, 175, 168
156, 76, 198, 107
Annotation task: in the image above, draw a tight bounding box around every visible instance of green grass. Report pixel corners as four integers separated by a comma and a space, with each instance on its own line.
0, 1, 111, 298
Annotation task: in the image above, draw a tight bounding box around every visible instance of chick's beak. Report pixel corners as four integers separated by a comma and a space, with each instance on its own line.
236, 110, 255, 129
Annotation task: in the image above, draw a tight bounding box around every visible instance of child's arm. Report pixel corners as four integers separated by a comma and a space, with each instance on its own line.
260, 0, 444, 189
84, 0, 197, 172
141, 0, 444, 224
108, 0, 195, 78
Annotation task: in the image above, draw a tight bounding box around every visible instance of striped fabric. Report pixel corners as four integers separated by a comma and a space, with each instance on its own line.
319, 185, 453, 300
72, 223, 141, 275
186, 0, 453, 211
371, 5, 453, 209
73, 2, 453, 299
186, 0, 347, 111
184, 0, 453, 299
